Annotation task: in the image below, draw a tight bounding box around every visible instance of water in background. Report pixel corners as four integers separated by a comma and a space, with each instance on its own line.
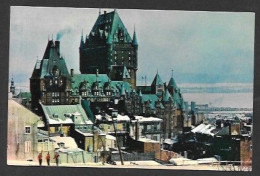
182, 93, 253, 108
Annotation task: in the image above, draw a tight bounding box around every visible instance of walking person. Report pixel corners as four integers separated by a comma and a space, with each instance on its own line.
53, 152, 60, 166
38, 152, 42, 166
46, 152, 50, 166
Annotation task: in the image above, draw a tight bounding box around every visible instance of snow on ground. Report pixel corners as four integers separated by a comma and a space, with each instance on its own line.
7, 160, 251, 171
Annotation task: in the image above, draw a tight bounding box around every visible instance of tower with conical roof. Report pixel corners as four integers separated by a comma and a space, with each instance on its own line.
168, 70, 178, 96
151, 71, 165, 96
79, 9, 138, 89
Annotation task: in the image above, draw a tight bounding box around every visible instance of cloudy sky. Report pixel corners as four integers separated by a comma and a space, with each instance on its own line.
9, 6, 255, 91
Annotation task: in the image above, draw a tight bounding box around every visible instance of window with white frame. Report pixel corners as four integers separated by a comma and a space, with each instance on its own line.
25, 141, 31, 153
25, 126, 31, 134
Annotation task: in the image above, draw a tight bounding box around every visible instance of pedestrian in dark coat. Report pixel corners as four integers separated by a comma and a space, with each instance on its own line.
53, 152, 60, 166
38, 152, 42, 166
46, 152, 50, 166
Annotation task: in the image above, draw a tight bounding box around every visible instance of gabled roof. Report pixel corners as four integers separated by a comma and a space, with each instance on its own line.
151, 73, 164, 86
31, 40, 69, 79
88, 10, 132, 44
122, 66, 131, 79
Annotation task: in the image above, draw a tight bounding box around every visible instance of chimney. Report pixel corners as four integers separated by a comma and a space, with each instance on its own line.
70, 69, 74, 77
55, 41, 60, 55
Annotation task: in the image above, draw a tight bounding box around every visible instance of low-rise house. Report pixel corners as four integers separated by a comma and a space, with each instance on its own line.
50, 136, 85, 163
8, 99, 44, 162
95, 113, 130, 148
130, 116, 163, 142
40, 103, 93, 137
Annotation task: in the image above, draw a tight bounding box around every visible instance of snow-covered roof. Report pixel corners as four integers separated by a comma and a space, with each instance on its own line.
74, 129, 94, 137
135, 116, 163, 123
164, 138, 174, 145
96, 114, 130, 122
50, 136, 78, 149
117, 114, 130, 122
106, 134, 116, 140
192, 123, 216, 136
191, 123, 207, 133
41, 103, 92, 125
138, 137, 159, 143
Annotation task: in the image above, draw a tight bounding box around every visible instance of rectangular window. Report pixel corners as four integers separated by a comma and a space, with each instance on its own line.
25, 126, 31, 134
25, 141, 31, 153
55, 126, 59, 132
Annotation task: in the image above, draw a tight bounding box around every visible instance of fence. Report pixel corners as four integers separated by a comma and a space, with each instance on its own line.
111, 152, 155, 161
59, 151, 95, 164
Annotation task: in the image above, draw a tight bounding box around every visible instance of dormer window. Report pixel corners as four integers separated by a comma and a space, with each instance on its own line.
82, 92, 87, 96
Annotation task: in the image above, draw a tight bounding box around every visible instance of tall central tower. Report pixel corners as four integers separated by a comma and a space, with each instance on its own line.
79, 10, 138, 88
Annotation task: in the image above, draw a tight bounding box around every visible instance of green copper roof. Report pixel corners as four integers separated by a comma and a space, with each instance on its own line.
110, 81, 132, 95
168, 76, 178, 89
122, 66, 131, 79
71, 74, 132, 96
151, 73, 164, 86
71, 74, 110, 90
120, 84, 126, 95
141, 94, 159, 109
41, 103, 91, 125
132, 30, 138, 46
89, 10, 132, 44
163, 89, 172, 102
31, 40, 69, 79
173, 92, 182, 109
17, 92, 31, 99
106, 33, 113, 44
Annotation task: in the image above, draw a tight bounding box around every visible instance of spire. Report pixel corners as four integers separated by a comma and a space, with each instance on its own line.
80, 30, 84, 48
85, 34, 88, 43
168, 70, 178, 89
132, 26, 138, 46
151, 72, 163, 86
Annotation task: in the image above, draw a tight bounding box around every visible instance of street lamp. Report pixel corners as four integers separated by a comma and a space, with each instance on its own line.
111, 109, 124, 165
